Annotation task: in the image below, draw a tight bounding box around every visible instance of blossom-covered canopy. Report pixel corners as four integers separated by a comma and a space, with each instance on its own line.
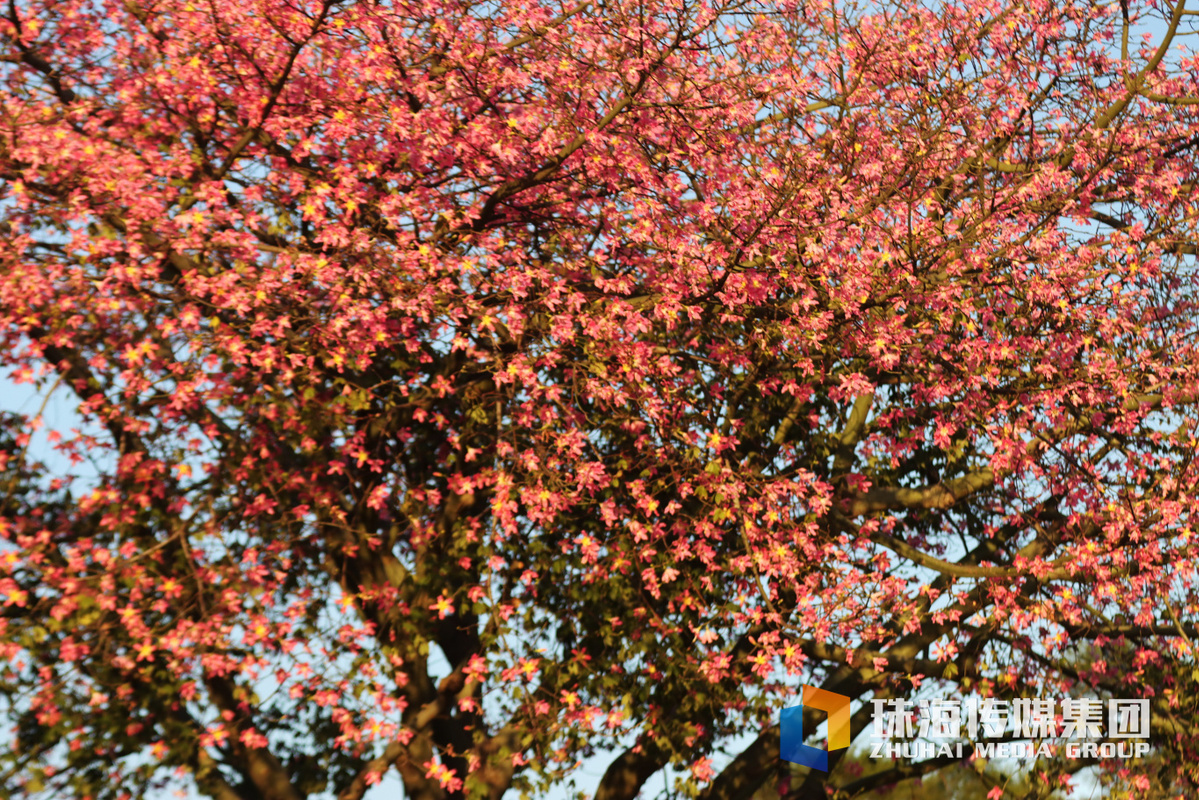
2, 0, 1199, 796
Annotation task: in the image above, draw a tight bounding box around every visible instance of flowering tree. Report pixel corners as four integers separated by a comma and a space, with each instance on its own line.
2, 0, 1199, 797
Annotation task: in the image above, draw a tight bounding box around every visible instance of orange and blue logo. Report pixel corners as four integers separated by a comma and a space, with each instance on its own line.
780, 685, 851, 771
